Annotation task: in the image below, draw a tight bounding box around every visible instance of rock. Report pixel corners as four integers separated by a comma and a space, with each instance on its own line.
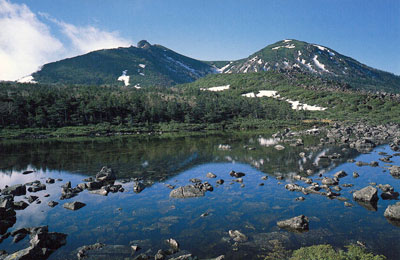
46, 178, 55, 184
77, 242, 105, 259
295, 197, 305, 201
344, 202, 353, 207
228, 230, 248, 242
333, 170, 347, 178
332, 186, 342, 192
377, 184, 394, 192
89, 188, 109, 196
96, 166, 116, 182
48, 201, 58, 208
27, 183, 46, 192
86, 181, 103, 190
61, 181, 71, 189
353, 172, 359, 178
155, 249, 166, 260
133, 182, 145, 193
261, 176, 268, 180
13, 201, 29, 210
0, 195, 14, 209
27, 195, 38, 204
274, 145, 285, 150
189, 178, 202, 183
381, 191, 399, 200
384, 202, 400, 220
22, 170, 34, 175
353, 186, 378, 203
165, 184, 175, 189
321, 177, 338, 186
166, 238, 179, 251
1, 184, 26, 196
206, 172, 217, 178
169, 185, 205, 199
229, 171, 245, 178
12, 232, 28, 243
0, 207, 16, 235
285, 184, 302, 192
63, 201, 86, 211
216, 179, 224, 185
277, 215, 309, 232
77, 183, 87, 190
389, 166, 400, 178
370, 161, 379, 167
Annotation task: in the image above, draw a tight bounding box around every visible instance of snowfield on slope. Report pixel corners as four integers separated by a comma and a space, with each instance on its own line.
201, 85, 230, 92
242, 90, 327, 111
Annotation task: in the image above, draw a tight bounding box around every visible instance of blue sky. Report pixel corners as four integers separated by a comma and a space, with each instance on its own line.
1, 0, 399, 80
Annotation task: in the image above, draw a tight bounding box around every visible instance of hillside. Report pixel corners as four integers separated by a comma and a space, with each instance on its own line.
31, 40, 216, 87
215, 39, 400, 93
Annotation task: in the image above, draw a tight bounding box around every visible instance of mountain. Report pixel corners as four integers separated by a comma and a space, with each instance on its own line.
214, 39, 400, 93
31, 40, 216, 87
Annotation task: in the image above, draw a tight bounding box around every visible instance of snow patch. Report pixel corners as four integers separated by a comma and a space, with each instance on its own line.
139, 64, 146, 69
118, 70, 130, 86
272, 44, 296, 50
217, 62, 232, 73
165, 56, 199, 76
258, 137, 280, 146
202, 85, 230, 92
139, 72, 145, 76
313, 44, 335, 56
283, 39, 292, 43
313, 55, 329, 72
134, 84, 141, 89
17, 75, 37, 84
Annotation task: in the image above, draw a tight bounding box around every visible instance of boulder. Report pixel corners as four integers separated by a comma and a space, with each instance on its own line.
1, 184, 26, 196
13, 201, 29, 210
228, 230, 248, 242
170, 185, 205, 199
277, 215, 309, 232
353, 186, 378, 203
96, 166, 116, 182
384, 202, 400, 220
229, 171, 245, 178
333, 170, 347, 178
206, 172, 217, 178
389, 166, 400, 178
0, 207, 16, 235
321, 177, 338, 186
27, 183, 46, 193
22, 170, 34, 175
133, 182, 145, 193
63, 201, 86, 211
0, 195, 14, 209
89, 188, 108, 196
86, 181, 103, 190
48, 201, 58, 208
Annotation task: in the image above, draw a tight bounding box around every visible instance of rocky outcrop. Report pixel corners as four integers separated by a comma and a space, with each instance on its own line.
353, 186, 378, 203
170, 185, 205, 199
95, 166, 116, 182
384, 202, 400, 221
63, 201, 86, 211
277, 215, 309, 232
389, 166, 400, 178
1, 184, 26, 197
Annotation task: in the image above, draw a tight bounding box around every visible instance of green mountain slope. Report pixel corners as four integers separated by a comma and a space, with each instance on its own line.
32, 40, 216, 87
216, 39, 400, 93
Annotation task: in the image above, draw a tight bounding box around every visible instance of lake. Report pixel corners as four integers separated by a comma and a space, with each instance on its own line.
0, 133, 399, 259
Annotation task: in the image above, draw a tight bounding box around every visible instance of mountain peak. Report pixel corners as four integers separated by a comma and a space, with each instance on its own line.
137, 40, 151, 49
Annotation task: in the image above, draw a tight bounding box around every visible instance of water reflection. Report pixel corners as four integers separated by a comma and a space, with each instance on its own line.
0, 135, 399, 259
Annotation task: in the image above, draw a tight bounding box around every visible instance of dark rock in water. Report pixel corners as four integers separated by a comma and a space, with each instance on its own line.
285, 184, 302, 192
61, 181, 71, 189
189, 178, 202, 183
165, 184, 175, 189
295, 197, 305, 201
389, 166, 400, 178
216, 179, 224, 185
48, 201, 58, 208
83, 177, 94, 182
166, 238, 179, 251
384, 202, 400, 222
133, 182, 145, 193
352, 139, 376, 152
333, 170, 347, 178
321, 177, 338, 186
355, 200, 378, 211
353, 186, 378, 203
370, 161, 379, 167
96, 166, 116, 182
63, 201, 86, 211
12, 232, 28, 243
46, 178, 55, 184
86, 181, 103, 190
27, 195, 38, 204
77, 242, 105, 259
355, 161, 369, 167
90, 188, 109, 196
0, 195, 14, 209
13, 201, 29, 210
344, 202, 353, 207
27, 183, 46, 192
381, 191, 400, 200
22, 170, 34, 175
1, 184, 26, 196
377, 184, 394, 192
277, 215, 309, 232
0, 207, 16, 235
229, 171, 245, 178
206, 172, 217, 178
170, 185, 205, 199
228, 230, 248, 242
5, 226, 67, 259
379, 157, 393, 163
353, 172, 360, 178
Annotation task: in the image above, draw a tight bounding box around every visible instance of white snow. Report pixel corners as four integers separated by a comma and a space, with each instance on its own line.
242, 90, 327, 111
117, 70, 130, 86
298, 50, 302, 56
258, 137, 280, 146
17, 75, 36, 84
165, 56, 199, 76
139, 73, 145, 76
283, 39, 292, 43
217, 62, 232, 73
257, 59, 263, 65
134, 84, 141, 89
272, 44, 296, 50
202, 85, 230, 92
313, 55, 329, 72
313, 44, 335, 56
139, 64, 146, 69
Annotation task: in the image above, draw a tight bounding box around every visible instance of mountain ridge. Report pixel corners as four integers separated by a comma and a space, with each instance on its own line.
23, 39, 400, 93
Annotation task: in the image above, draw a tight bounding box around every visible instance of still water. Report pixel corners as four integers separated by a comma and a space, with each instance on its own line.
0, 134, 399, 259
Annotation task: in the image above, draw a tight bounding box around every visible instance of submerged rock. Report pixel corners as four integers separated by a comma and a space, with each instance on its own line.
1, 184, 26, 197
228, 230, 248, 242
277, 215, 309, 232
169, 185, 205, 199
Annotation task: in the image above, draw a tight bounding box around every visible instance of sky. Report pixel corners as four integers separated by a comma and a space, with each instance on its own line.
0, 0, 399, 81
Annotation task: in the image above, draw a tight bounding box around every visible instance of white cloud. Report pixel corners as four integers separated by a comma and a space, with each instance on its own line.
0, 0, 63, 81
0, 0, 131, 81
